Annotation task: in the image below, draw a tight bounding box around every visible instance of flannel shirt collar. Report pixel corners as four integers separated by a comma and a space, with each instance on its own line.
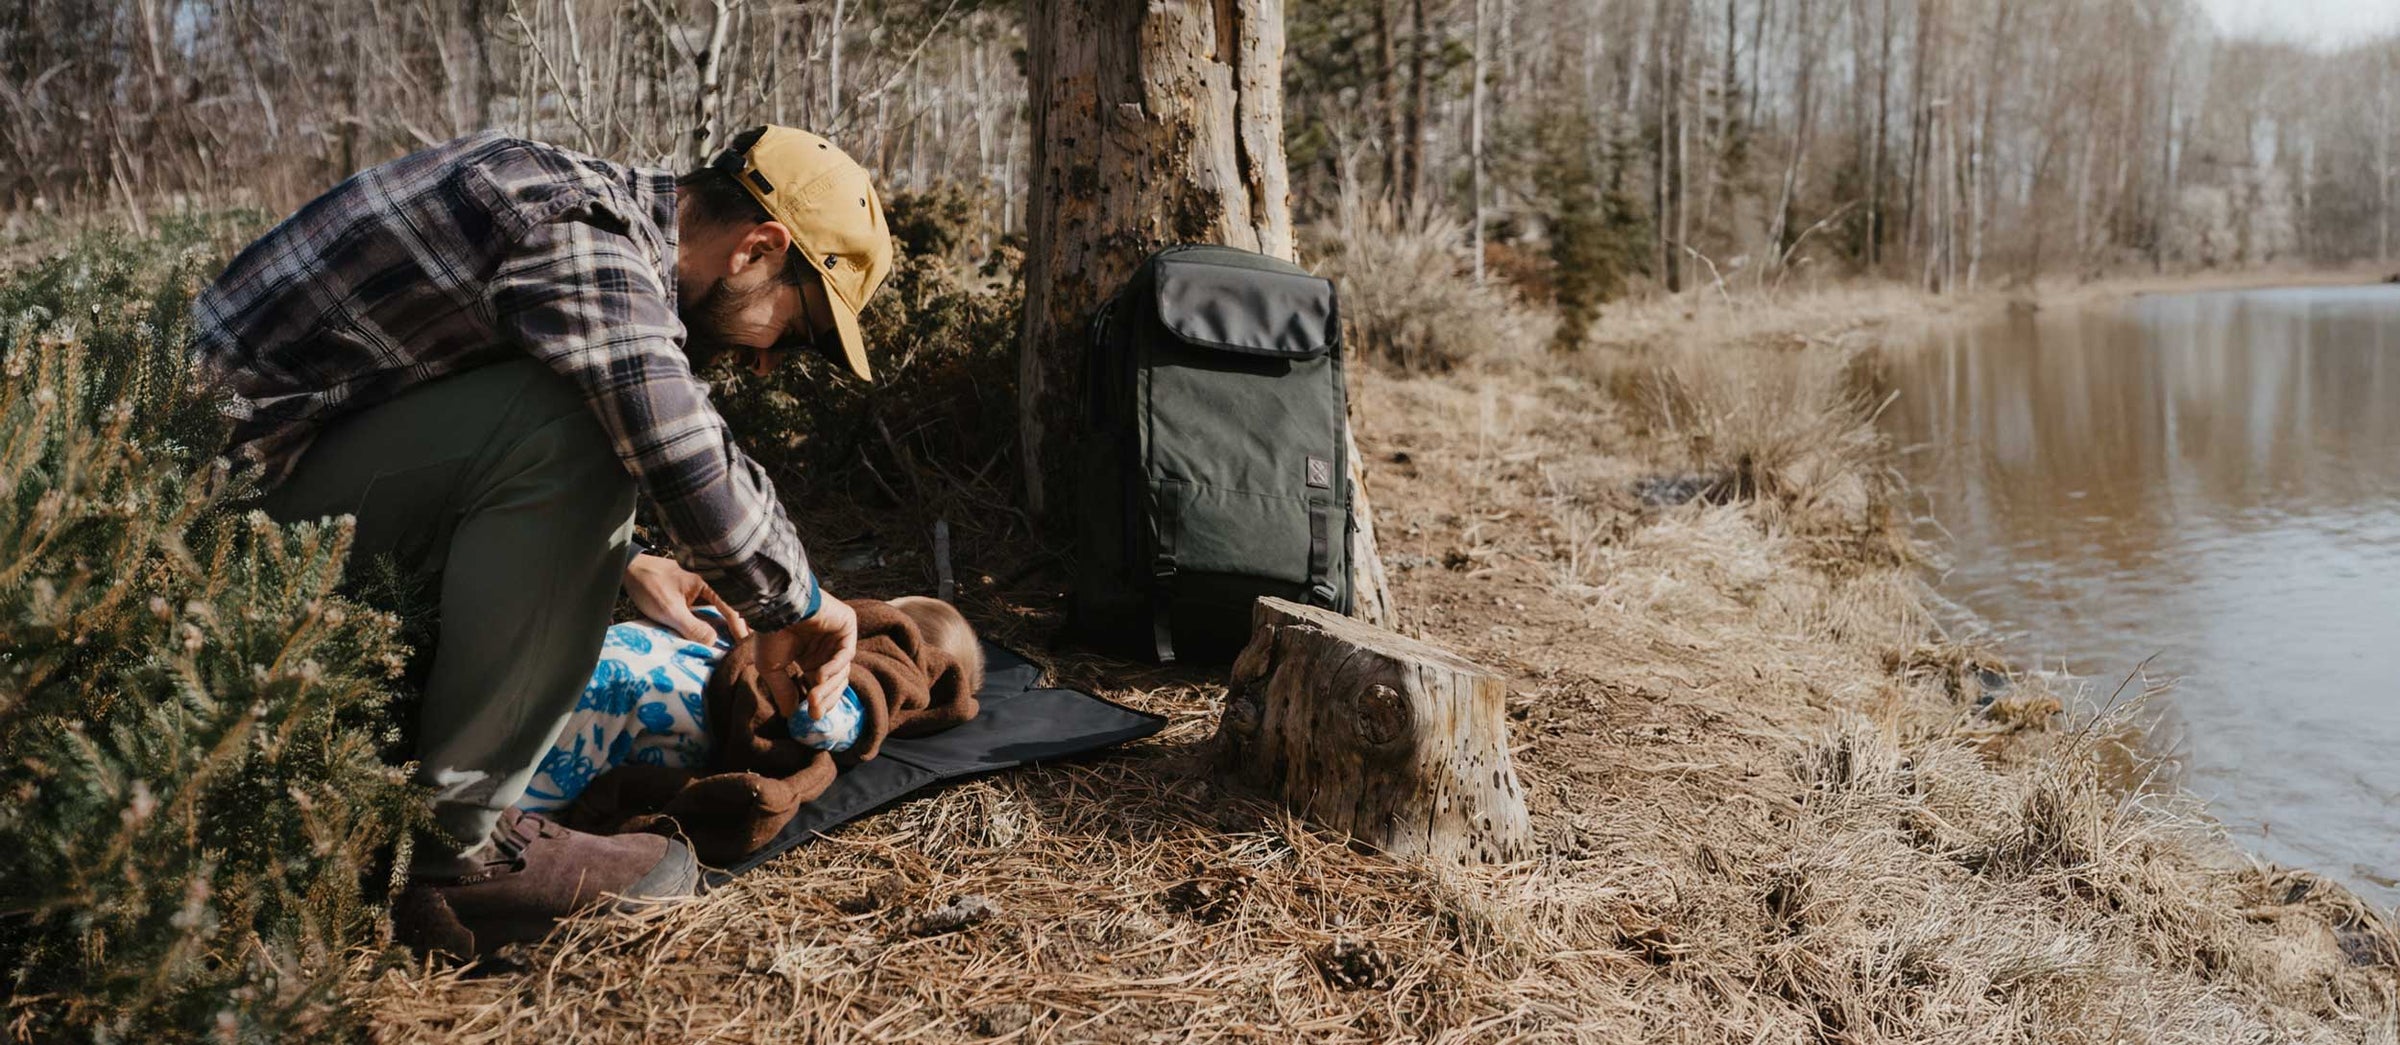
638, 166, 683, 314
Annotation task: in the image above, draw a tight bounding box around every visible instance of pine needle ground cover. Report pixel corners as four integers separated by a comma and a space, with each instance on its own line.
5, 220, 2390, 1041
0, 227, 423, 1041
372, 290, 2398, 1041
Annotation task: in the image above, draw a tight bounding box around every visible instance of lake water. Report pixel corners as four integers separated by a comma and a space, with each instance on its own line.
1874, 284, 2400, 908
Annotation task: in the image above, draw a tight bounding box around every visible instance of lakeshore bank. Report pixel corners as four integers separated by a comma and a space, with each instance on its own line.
375, 274, 2398, 1043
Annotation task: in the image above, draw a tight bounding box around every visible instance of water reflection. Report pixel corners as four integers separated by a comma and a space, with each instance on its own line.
1878, 285, 2400, 906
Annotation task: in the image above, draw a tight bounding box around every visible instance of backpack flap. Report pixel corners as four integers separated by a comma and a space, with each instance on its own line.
1152, 256, 1338, 359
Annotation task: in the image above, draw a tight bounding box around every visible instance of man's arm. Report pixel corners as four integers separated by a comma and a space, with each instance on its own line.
485, 210, 820, 632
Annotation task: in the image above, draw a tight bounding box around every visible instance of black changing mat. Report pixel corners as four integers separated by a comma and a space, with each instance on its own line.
713, 643, 1166, 877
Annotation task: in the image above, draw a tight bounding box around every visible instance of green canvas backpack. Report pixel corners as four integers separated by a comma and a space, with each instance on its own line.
1070, 244, 1355, 663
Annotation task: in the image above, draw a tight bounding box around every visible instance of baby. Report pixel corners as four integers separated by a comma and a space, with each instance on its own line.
519, 595, 983, 815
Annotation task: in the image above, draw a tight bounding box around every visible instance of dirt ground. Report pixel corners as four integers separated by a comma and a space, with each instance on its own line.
370, 288, 2398, 1043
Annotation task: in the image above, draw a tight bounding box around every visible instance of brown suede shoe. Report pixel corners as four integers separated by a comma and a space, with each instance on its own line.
393, 809, 701, 959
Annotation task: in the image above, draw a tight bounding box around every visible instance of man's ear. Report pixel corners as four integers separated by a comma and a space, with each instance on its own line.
727, 221, 795, 276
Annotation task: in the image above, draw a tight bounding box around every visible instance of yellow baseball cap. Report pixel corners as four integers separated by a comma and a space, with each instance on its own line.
714, 126, 892, 381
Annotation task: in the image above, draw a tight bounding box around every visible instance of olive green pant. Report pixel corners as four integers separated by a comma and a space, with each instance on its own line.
260, 358, 634, 857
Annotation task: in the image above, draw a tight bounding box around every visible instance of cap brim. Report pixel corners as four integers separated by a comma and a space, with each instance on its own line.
826, 291, 873, 383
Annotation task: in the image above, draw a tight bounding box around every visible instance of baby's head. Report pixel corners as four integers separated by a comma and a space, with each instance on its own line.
891, 596, 984, 694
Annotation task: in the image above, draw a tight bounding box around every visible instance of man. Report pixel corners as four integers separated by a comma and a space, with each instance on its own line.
191, 125, 891, 955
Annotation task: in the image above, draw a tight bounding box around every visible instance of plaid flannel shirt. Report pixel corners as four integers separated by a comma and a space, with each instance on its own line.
191, 131, 822, 629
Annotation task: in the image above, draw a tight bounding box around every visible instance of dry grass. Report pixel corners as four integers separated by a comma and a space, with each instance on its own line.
1307, 203, 1553, 373
1572, 280, 1973, 355
1570, 262, 2399, 357
369, 300, 2397, 1042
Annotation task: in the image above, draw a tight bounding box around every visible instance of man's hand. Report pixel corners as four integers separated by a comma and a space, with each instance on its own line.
623, 553, 751, 644
752, 592, 859, 721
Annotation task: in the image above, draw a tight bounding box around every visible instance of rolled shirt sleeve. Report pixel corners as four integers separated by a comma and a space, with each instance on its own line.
487, 210, 821, 630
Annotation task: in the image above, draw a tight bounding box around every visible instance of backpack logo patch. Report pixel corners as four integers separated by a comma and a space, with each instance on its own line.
1306, 456, 1333, 489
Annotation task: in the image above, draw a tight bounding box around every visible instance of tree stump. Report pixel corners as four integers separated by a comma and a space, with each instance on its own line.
1214, 598, 1530, 864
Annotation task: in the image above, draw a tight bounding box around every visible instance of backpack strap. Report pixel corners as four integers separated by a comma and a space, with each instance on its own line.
1151, 584, 1178, 664
1303, 450, 1340, 610
1305, 492, 1337, 609
1151, 491, 1180, 664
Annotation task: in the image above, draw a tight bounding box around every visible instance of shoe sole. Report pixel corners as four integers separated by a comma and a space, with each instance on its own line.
616, 838, 704, 907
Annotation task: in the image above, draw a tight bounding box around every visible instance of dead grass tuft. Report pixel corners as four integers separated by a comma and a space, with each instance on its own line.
1599, 343, 1919, 579
1308, 203, 1553, 373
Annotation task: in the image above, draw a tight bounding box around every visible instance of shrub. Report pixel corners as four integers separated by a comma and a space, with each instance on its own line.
0, 228, 420, 1040
1310, 202, 1548, 372
1530, 105, 1650, 352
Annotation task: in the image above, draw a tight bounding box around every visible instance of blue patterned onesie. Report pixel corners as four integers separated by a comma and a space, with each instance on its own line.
517, 611, 864, 813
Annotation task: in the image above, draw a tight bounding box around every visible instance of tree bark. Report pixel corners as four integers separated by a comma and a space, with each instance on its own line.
1470, 0, 1487, 283
1868, 0, 1893, 268
1967, 0, 2011, 290
1020, 0, 1292, 518
1374, 0, 1403, 195
1767, 0, 1820, 267
685, 0, 734, 169
829, 0, 847, 119
1214, 598, 1529, 864
1401, 0, 1431, 210
1905, 0, 1942, 285
1747, 0, 1772, 138
2155, 64, 2175, 274
1699, 0, 1736, 235
1667, 0, 1690, 292
2377, 51, 2394, 265
1345, 426, 1395, 629
1021, 0, 1394, 621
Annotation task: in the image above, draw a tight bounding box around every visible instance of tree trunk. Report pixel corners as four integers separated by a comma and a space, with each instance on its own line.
1967, 0, 2010, 290
1020, 0, 1393, 620
1402, 0, 1431, 209
1496, 0, 1517, 110
1905, 0, 1942, 284
1699, 0, 1736, 236
1768, 0, 1819, 267
2379, 60, 2394, 265
1470, 0, 1487, 283
1747, 0, 1771, 137
1868, 0, 1892, 268
1214, 598, 1529, 864
1345, 426, 1395, 629
686, 0, 733, 169
829, 0, 847, 119
2155, 65, 2175, 274
1374, 0, 1403, 196
1651, 0, 1669, 284
1669, 0, 1690, 292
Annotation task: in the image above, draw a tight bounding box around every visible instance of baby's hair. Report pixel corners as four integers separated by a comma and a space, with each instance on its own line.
890, 596, 984, 695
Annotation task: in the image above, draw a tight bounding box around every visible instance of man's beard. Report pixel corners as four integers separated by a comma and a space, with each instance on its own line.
678, 276, 775, 372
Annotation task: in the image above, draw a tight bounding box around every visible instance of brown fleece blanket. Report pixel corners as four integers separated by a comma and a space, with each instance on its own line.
558, 598, 980, 865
